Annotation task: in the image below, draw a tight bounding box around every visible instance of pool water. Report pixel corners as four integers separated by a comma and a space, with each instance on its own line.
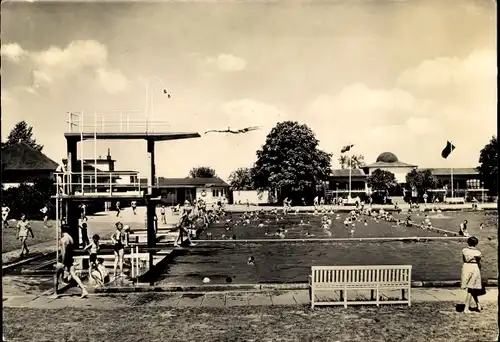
201, 212, 446, 240
157, 211, 497, 285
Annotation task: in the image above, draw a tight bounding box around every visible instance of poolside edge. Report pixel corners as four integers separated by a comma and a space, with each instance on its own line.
94, 279, 498, 293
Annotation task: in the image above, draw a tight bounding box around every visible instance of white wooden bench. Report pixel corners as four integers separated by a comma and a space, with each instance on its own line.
309, 265, 412, 308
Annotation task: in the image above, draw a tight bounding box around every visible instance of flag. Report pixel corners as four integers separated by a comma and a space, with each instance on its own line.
441, 141, 456, 159
341, 144, 354, 153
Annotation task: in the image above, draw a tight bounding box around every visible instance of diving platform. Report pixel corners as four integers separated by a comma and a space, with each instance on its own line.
64, 132, 201, 141
57, 109, 201, 282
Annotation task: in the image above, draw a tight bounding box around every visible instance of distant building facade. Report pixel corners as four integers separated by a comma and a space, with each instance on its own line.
140, 177, 230, 205
326, 151, 484, 200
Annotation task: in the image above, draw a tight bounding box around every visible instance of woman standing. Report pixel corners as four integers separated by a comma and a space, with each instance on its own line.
461, 236, 483, 313
111, 222, 126, 278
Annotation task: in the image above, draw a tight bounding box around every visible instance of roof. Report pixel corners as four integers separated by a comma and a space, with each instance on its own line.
1, 141, 59, 171
64, 132, 201, 142
330, 169, 366, 177
376, 152, 399, 163
424, 168, 479, 176
365, 161, 417, 168
140, 177, 230, 188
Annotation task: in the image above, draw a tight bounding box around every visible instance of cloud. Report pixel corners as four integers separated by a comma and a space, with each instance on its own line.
1, 40, 129, 94
304, 49, 496, 168
1, 43, 27, 62
202, 54, 248, 72
96, 68, 129, 94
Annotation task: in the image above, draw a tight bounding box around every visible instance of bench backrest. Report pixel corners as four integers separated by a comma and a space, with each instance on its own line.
311, 265, 412, 285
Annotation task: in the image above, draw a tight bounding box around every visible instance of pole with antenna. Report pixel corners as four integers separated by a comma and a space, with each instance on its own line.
144, 77, 171, 133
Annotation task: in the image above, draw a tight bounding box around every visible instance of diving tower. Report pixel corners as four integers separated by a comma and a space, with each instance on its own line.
55, 110, 200, 279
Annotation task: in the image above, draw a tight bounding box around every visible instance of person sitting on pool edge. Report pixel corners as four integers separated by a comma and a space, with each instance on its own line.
91, 258, 110, 286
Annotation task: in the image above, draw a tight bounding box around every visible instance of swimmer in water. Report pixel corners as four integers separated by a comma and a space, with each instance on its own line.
247, 256, 255, 266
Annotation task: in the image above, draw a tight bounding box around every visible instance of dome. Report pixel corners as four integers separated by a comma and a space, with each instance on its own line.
376, 152, 399, 163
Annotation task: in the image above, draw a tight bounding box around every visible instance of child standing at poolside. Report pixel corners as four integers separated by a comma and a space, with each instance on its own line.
2, 205, 10, 229
84, 234, 101, 285
80, 222, 90, 248
160, 205, 167, 224
40, 205, 50, 227
131, 201, 137, 215
115, 201, 121, 218
111, 222, 126, 278
16, 214, 34, 258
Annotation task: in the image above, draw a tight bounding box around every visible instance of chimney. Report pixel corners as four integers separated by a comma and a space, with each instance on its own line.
107, 148, 114, 171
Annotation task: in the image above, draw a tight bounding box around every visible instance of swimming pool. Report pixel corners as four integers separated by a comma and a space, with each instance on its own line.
157, 211, 497, 285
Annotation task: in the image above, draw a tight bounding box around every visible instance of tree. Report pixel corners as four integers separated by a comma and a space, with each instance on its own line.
2, 179, 55, 219
188, 166, 216, 178
2, 121, 43, 151
477, 136, 498, 195
338, 154, 365, 169
405, 169, 439, 201
228, 167, 254, 190
252, 121, 332, 202
367, 169, 397, 194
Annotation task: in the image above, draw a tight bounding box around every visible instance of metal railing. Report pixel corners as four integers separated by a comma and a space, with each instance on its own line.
67, 110, 171, 133
55, 171, 143, 196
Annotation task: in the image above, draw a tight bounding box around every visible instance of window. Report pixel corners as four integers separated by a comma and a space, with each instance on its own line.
212, 189, 216, 197
466, 179, 481, 189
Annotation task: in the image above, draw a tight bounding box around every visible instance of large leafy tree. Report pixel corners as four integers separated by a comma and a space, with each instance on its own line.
1, 121, 43, 151
252, 121, 332, 200
477, 136, 498, 195
188, 166, 217, 178
228, 167, 254, 190
338, 154, 365, 169
405, 169, 439, 200
367, 169, 397, 194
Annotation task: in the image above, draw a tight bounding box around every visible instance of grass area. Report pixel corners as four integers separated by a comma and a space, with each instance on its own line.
3, 302, 497, 342
2, 220, 56, 254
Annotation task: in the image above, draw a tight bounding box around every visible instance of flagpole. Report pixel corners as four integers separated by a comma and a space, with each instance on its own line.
348, 153, 352, 198
450, 140, 454, 198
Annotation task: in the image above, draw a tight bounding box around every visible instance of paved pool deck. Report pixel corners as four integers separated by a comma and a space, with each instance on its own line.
3, 287, 498, 309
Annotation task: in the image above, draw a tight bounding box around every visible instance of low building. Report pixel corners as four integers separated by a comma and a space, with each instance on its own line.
1, 141, 59, 188
62, 148, 139, 193
233, 190, 270, 205
140, 177, 230, 205
326, 151, 484, 200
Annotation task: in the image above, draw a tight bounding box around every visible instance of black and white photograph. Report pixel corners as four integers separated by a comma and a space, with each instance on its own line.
1, 0, 497, 341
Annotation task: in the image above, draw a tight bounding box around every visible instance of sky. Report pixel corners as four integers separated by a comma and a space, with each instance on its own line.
1, 0, 497, 181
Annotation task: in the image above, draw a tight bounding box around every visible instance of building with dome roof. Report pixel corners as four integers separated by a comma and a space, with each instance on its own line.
324, 151, 484, 201
365, 152, 417, 183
